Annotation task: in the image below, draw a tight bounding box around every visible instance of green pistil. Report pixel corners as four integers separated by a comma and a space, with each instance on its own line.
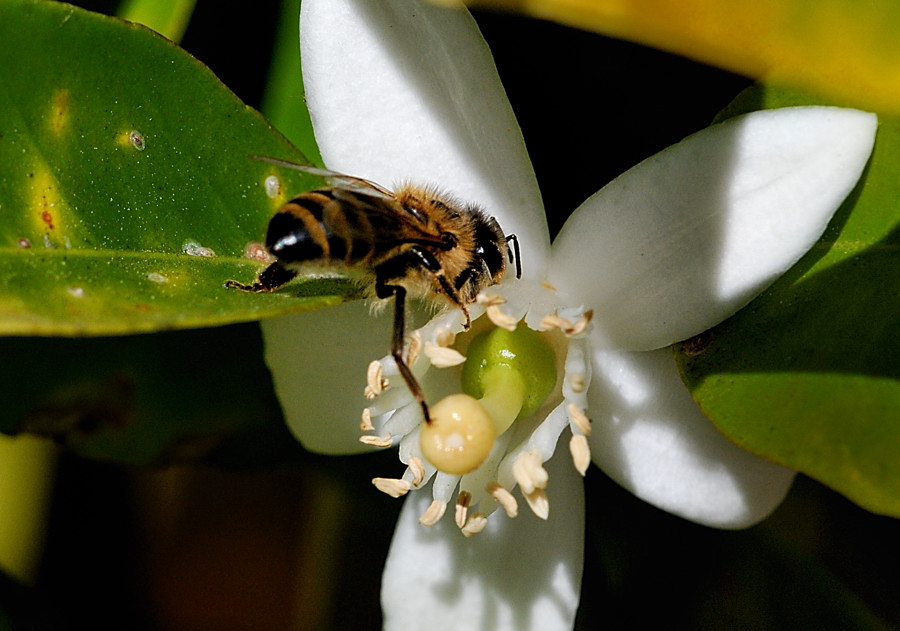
461, 324, 557, 434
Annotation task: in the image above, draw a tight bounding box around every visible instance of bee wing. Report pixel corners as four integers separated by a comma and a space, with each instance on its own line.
251, 155, 442, 245
250, 155, 395, 198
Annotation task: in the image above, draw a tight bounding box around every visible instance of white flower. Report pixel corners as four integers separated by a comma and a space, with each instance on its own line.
259, 1, 877, 629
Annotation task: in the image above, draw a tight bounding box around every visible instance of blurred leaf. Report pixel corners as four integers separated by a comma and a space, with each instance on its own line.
676, 85, 900, 517
463, 0, 900, 114
117, 0, 197, 42
261, 0, 322, 165
0, 0, 354, 337
0, 435, 55, 585
0, 325, 304, 466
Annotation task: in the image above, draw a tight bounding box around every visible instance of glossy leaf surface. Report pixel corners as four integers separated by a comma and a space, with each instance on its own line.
677, 86, 900, 517
0, 0, 352, 337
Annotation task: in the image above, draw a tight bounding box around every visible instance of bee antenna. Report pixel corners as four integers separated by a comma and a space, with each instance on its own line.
506, 234, 522, 279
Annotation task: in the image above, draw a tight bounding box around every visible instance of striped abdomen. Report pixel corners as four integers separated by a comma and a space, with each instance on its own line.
265, 189, 397, 269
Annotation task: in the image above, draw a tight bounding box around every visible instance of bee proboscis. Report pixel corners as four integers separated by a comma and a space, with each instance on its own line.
226, 156, 521, 423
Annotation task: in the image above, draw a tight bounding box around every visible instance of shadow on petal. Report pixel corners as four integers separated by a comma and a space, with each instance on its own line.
380, 454, 584, 631
262, 300, 392, 455
587, 347, 794, 529
301, 0, 551, 272
550, 108, 875, 351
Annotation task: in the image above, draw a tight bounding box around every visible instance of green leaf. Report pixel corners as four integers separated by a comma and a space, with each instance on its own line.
0, 0, 354, 337
0, 325, 305, 466
464, 0, 900, 114
676, 85, 900, 517
117, 0, 197, 42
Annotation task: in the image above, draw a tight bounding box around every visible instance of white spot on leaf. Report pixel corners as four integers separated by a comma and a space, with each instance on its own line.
182, 240, 216, 257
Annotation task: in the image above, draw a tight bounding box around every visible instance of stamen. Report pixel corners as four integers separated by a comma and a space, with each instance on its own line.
541, 311, 593, 337
455, 491, 472, 528
540, 313, 572, 332
372, 477, 411, 498
424, 342, 466, 367
419, 500, 447, 526
512, 449, 549, 495
476, 292, 506, 307
486, 481, 518, 518
567, 372, 586, 394
364, 360, 388, 399
405, 330, 422, 367
408, 456, 426, 487
486, 305, 518, 331
567, 310, 593, 337
567, 403, 592, 435
569, 434, 591, 476
461, 512, 488, 537
523, 488, 550, 520
360, 407, 374, 431
435, 327, 456, 347
541, 281, 558, 292
360, 434, 394, 448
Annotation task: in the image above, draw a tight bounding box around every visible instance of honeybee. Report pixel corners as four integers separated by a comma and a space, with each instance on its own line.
226, 157, 520, 423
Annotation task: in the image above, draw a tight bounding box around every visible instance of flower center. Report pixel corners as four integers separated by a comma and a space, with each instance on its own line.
359, 280, 595, 536
419, 325, 558, 475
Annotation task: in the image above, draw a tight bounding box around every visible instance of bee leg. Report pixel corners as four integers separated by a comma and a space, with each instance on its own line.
407, 246, 470, 329
379, 282, 431, 424
225, 262, 298, 293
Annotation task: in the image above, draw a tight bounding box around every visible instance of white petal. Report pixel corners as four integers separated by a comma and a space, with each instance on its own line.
300, 0, 550, 273
381, 454, 584, 631
261, 301, 392, 454
587, 347, 794, 528
550, 107, 877, 350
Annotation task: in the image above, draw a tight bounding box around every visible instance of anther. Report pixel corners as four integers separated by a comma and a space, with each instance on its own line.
486, 305, 518, 331
541, 281, 558, 292
567, 403, 592, 435
408, 456, 426, 487
360, 435, 394, 448
512, 449, 549, 495
476, 292, 506, 307
364, 360, 389, 399
540, 314, 571, 332
424, 342, 466, 367
455, 491, 472, 528
419, 500, 447, 526
569, 434, 591, 476
567, 310, 594, 337
405, 331, 422, 367
523, 488, 550, 520
461, 512, 488, 537
360, 407, 374, 431
541, 311, 593, 337
372, 477, 412, 498
435, 327, 456, 347
567, 371, 586, 394
486, 481, 518, 518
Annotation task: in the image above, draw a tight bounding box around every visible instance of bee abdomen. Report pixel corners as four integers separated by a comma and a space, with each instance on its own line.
265, 191, 376, 266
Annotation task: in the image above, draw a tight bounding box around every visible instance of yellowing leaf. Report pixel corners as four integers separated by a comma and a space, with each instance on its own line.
464, 0, 900, 113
